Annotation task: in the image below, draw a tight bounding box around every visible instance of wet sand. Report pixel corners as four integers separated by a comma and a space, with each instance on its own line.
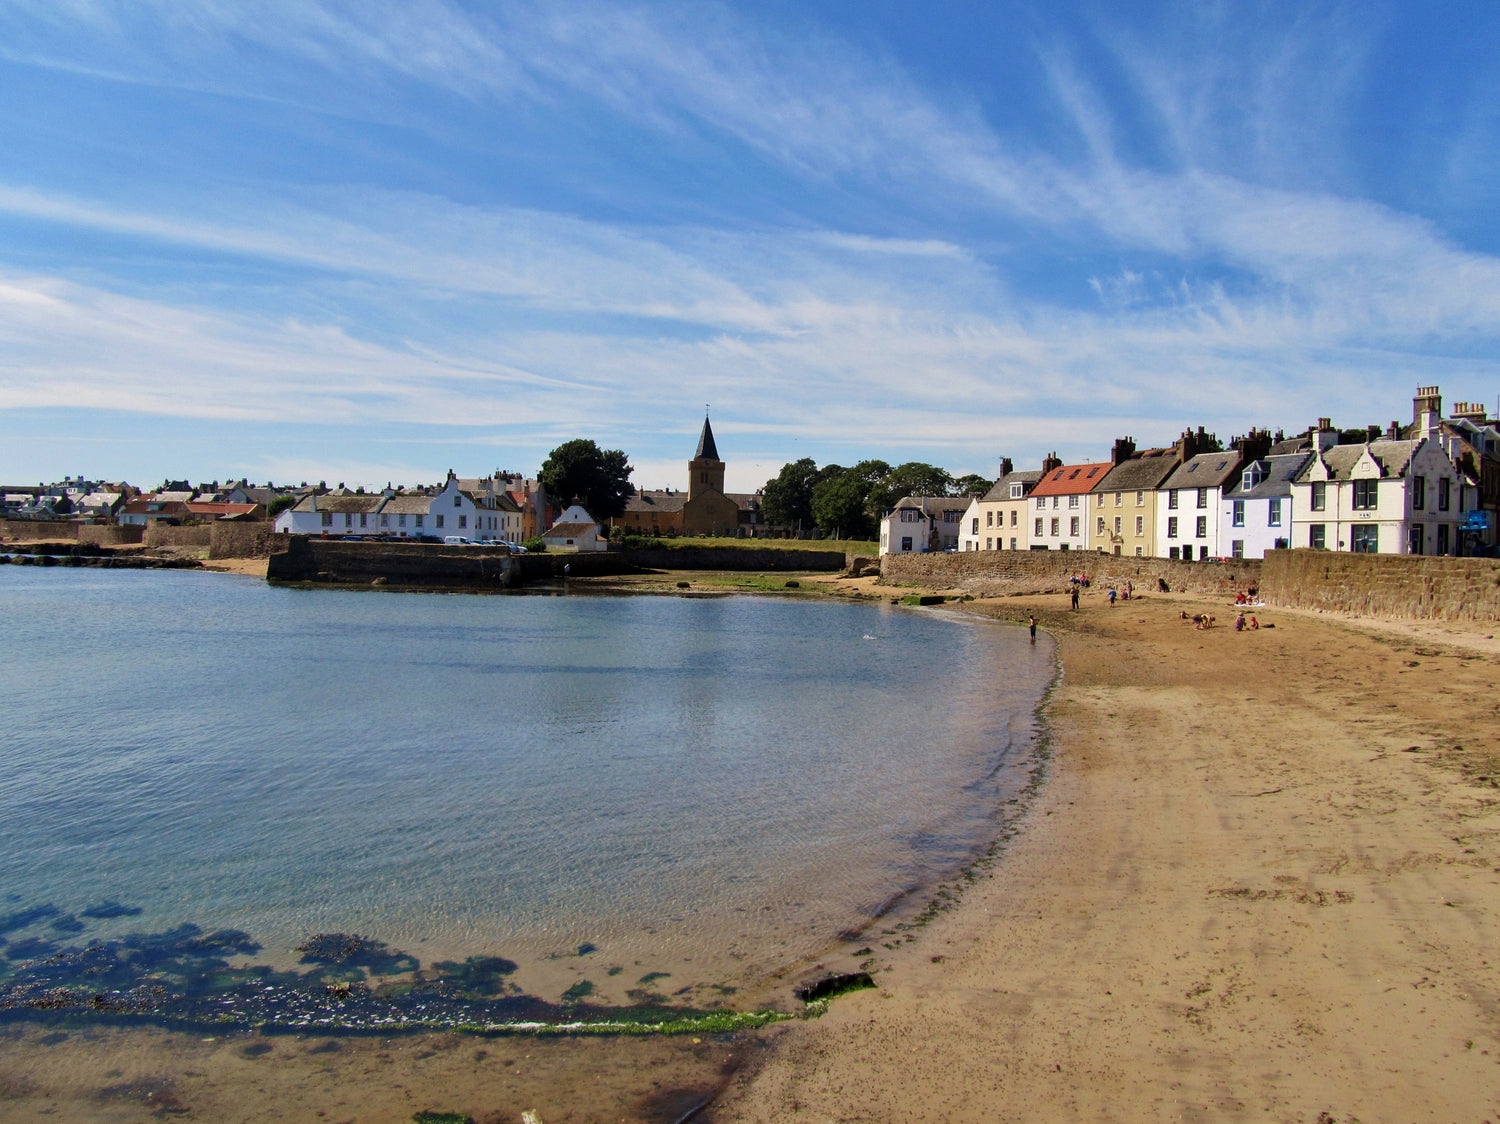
715, 588, 1500, 1121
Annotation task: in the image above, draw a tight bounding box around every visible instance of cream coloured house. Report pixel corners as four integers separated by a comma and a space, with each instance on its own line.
1289, 437, 1461, 555
958, 463, 1044, 552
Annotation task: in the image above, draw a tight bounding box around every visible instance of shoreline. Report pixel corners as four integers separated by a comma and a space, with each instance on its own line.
714, 588, 1500, 1121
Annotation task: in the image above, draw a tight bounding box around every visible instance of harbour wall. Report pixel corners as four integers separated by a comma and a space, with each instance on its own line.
1259, 550, 1500, 621
881, 550, 1260, 599
267, 537, 524, 587
266, 538, 850, 586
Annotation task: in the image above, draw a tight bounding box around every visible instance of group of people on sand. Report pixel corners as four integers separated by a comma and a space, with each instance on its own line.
1182, 609, 1262, 631
1233, 587, 1264, 607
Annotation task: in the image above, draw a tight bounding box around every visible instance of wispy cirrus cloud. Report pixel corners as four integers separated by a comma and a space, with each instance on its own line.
1, 1, 1498, 489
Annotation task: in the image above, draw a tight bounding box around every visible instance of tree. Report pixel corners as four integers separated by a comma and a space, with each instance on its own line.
950, 473, 992, 498
267, 495, 298, 517
811, 472, 873, 540
759, 457, 821, 528
538, 439, 635, 520
861, 462, 952, 520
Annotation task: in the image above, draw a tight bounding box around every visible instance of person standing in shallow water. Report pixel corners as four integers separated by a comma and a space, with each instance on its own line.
1029, 614, 1037, 643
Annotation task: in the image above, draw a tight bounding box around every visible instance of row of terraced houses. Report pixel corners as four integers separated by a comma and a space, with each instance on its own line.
880, 387, 1500, 560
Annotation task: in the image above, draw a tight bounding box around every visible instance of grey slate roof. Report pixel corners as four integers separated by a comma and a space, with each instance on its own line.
695, 417, 720, 461
1223, 452, 1312, 499
544, 521, 598, 538
292, 493, 385, 514
1295, 439, 1421, 482
1094, 453, 1180, 494
979, 470, 1043, 502
1161, 451, 1243, 491
379, 494, 435, 515
891, 495, 970, 517
625, 490, 687, 514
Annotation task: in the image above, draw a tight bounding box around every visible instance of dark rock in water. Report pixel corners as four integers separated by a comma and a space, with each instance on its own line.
81, 901, 143, 920
296, 932, 417, 975
0, 554, 10, 564
0, 904, 61, 936
576, 942, 597, 957
794, 972, 876, 1002
38, 554, 57, 566
6, 937, 58, 960
429, 955, 519, 997
239, 1041, 273, 1058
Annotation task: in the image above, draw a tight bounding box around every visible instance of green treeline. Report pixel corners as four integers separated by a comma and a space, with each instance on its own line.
759, 459, 989, 540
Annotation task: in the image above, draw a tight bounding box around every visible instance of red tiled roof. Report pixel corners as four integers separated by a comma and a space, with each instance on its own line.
1028, 462, 1113, 498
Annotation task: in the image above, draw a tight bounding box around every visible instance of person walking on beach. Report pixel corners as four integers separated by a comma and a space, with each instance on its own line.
1070, 586, 1080, 610
1108, 587, 1117, 606
1029, 614, 1037, 643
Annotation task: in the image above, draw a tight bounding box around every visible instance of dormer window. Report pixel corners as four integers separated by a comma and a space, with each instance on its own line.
1010, 484, 1023, 499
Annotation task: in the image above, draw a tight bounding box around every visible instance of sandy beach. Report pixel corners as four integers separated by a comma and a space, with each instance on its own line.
716, 586, 1500, 1121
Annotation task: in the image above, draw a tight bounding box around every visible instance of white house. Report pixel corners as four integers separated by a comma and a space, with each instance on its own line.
1289, 437, 1462, 555
1154, 451, 1243, 561
879, 496, 968, 555
1026, 462, 1111, 552
1220, 453, 1312, 559
274, 492, 386, 536
542, 504, 608, 551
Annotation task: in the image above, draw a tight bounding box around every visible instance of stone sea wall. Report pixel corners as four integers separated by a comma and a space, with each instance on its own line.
881, 550, 1261, 599
0, 519, 80, 541
144, 524, 214, 549
78, 524, 146, 546
268, 537, 525, 587
208, 522, 281, 559
1259, 550, 1500, 621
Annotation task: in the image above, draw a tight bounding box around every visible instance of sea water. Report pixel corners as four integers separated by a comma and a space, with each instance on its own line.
0, 567, 1052, 1011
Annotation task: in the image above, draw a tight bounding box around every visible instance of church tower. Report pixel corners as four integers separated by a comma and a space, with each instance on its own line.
688, 415, 725, 500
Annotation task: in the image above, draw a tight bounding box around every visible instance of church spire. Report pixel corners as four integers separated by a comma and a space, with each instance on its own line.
695, 414, 720, 461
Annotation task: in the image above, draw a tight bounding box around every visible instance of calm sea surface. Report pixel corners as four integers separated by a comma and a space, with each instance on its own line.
0, 567, 1052, 1006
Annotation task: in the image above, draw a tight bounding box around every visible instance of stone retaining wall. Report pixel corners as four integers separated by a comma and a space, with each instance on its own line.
0, 519, 80, 541
1259, 549, 1500, 621
881, 550, 1261, 599
209, 522, 280, 559
78, 524, 146, 546
268, 537, 522, 587
144, 524, 214, 549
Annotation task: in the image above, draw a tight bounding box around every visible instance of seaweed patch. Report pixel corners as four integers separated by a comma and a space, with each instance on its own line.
0, 918, 800, 1037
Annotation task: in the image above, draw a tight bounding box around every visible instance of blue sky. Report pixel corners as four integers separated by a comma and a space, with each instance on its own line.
1, 1, 1498, 492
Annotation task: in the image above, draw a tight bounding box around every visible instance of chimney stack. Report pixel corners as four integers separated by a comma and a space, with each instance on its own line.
1111, 436, 1137, 466
999, 456, 1014, 478
1413, 385, 1443, 436
1041, 451, 1063, 474
1313, 418, 1338, 452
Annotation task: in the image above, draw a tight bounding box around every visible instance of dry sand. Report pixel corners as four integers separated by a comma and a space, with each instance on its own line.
715, 589, 1500, 1122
